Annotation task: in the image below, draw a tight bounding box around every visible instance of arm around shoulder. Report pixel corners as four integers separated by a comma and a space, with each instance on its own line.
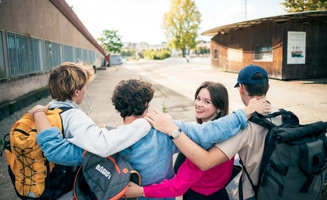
68, 118, 151, 157
36, 127, 83, 166
174, 109, 248, 149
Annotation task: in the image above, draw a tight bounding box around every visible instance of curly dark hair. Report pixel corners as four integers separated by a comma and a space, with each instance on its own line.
111, 79, 154, 119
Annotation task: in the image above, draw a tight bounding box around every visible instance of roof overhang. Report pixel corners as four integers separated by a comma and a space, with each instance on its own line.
202, 10, 327, 37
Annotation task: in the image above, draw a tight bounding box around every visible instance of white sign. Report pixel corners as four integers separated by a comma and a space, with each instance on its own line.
227, 48, 242, 62
287, 31, 306, 64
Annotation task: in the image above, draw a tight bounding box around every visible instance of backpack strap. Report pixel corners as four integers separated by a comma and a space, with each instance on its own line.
249, 109, 299, 181
49, 107, 72, 138
49, 106, 72, 112
247, 109, 298, 198
249, 109, 299, 130
249, 112, 276, 130
278, 109, 299, 125
238, 158, 258, 200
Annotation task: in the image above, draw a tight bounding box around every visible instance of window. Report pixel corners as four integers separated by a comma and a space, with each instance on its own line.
7, 33, 45, 77
15, 34, 29, 75
45, 41, 62, 70
254, 45, 273, 62
7, 33, 29, 77
7, 33, 18, 76
74, 47, 82, 63
52, 42, 62, 68
0, 31, 6, 79
213, 49, 218, 59
64, 45, 74, 62
32, 38, 44, 73
87, 50, 92, 63
82, 49, 89, 63
4, 32, 100, 78
44, 41, 52, 70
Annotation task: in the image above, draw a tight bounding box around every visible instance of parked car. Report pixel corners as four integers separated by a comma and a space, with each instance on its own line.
109, 54, 122, 66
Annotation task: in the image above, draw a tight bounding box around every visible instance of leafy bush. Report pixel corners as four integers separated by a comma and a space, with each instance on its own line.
143, 48, 171, 60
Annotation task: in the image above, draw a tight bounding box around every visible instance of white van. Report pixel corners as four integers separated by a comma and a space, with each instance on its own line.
109, 54, 122, 66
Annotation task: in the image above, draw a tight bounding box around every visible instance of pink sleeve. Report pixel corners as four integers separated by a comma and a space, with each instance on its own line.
143, 159, 204, 198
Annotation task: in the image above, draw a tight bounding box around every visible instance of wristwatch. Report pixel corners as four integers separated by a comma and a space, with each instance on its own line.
169, 128, 181, 139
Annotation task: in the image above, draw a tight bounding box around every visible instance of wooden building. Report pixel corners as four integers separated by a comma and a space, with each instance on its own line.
203, 10, 327, 80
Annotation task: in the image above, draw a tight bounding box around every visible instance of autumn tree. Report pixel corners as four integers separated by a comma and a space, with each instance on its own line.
97, 30, 123, 53
163, 0, 201, 58
281, 0, 327, 12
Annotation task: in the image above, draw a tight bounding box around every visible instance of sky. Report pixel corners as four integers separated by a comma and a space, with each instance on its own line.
65, 0, 287, 45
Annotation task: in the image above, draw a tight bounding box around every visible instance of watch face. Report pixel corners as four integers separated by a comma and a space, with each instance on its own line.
172, 130, 180, 138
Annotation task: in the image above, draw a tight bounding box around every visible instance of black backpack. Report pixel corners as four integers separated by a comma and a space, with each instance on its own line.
73, 124, 141, 200
72, 151, 141, 200
239, 109, 327, 200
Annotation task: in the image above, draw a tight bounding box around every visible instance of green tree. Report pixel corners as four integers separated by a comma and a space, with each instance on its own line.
163, 0, 201, 58
200, 47, 205, 54
97, 30, 123, 53
281, 0, 327, 12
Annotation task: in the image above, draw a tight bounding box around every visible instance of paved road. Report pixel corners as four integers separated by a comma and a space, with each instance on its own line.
1, 57, 326, 199
130, 57, 327, 123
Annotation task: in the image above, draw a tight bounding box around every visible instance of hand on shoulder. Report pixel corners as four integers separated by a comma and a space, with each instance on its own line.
243, 98, 271, 119
145, 109, 178, 135
28, 104, 50, 117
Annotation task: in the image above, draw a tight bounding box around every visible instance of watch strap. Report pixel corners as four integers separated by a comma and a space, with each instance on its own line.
169, 128, 182, 139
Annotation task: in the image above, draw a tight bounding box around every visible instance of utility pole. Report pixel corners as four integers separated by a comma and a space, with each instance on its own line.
245, 0, 247, 20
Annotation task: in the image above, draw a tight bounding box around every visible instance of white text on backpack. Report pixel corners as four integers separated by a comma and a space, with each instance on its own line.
95, 164, 111, 179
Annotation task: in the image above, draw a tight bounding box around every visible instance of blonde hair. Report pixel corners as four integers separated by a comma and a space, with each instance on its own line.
48, 62, 94, 101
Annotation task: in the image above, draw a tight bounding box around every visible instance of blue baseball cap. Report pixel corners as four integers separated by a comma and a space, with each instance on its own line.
234, 65, 269, 88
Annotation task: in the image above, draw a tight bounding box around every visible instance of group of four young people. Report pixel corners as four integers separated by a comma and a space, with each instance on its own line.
29, 62, 273, 200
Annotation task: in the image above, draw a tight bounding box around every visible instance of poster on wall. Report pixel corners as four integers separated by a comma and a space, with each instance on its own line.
287, 31, 306, 64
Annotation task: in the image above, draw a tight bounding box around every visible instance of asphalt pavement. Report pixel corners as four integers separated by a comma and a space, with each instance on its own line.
1, 57, 327, 200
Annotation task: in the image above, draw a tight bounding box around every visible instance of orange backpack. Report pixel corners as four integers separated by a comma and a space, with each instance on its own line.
3, 107, 75, 199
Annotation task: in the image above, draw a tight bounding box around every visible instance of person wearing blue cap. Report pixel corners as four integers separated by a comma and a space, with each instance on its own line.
138, 65, 281, 200
29, 72, 270, 200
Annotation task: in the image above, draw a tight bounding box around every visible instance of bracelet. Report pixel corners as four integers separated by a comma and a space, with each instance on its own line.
33, 109, 45, 117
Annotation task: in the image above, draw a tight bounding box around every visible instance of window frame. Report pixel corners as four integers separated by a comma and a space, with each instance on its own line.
253, 45, 273, 62
0, 30, 7, 79
213, 49, 218, 60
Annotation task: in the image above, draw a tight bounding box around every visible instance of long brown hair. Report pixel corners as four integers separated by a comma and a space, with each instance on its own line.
194, 81, 229, 124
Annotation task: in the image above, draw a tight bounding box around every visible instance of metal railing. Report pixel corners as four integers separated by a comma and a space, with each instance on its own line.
81, 91, 93, 115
